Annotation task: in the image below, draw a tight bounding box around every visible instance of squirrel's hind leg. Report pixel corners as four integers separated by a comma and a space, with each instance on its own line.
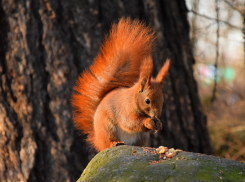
94, 112, 119, 151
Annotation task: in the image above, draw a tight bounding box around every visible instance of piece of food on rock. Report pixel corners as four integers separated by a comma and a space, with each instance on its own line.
156, 146, 183, 160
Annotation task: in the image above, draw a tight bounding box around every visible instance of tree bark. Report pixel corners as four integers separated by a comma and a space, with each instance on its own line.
0, 0, 212, 181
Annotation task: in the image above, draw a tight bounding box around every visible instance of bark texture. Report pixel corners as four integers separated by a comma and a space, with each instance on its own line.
0, 0, 212, 181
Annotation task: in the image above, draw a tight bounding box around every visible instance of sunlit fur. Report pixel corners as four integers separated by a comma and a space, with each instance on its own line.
71, 18, 170, 152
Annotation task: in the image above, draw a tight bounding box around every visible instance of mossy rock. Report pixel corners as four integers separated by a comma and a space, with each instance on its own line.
77, 145, 245, 182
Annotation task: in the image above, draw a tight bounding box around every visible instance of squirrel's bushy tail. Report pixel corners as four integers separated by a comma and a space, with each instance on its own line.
71, 18, 155, 147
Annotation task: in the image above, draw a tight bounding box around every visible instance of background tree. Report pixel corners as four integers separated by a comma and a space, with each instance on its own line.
0, 0, 212, 181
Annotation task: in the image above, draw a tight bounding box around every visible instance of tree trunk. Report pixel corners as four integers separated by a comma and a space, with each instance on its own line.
0, 0, 212, 181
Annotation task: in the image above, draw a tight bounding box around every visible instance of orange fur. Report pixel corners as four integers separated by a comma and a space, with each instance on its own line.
156, 59, 170, 84
71, 18, 170, 152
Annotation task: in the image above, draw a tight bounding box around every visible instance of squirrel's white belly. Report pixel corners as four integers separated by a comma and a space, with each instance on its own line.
117, 128, 140, 145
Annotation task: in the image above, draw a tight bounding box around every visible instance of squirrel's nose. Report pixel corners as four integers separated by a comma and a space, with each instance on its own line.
150, 110, 159, 119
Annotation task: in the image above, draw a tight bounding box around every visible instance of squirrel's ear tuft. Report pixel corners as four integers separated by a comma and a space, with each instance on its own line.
139, 56, 153, 93
139, 76, 150, 93
156, 59, 170, 86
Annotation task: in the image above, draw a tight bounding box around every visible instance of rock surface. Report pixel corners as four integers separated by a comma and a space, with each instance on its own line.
78, 145, 245, 182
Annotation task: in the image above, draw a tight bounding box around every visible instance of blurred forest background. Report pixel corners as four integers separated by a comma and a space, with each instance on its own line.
187, 0, 245, 162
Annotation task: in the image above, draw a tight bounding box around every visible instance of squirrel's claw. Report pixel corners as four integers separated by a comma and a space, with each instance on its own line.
110, 141, 125, 147
144, 118, 162, 132
154, 118, 162, 132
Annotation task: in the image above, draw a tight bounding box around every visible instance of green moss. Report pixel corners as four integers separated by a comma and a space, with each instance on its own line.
220, 167, 245, 181
195, 165, 216, 181
195, 160, 245, 182
165, 176, 173, 182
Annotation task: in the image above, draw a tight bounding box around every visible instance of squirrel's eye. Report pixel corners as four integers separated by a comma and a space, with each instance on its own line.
145, 98, 150, 105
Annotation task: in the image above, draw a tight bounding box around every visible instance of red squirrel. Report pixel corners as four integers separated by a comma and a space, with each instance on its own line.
71, 18, 170, 152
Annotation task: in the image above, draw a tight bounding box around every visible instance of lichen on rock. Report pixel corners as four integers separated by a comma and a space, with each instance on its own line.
77, 145, 245, 182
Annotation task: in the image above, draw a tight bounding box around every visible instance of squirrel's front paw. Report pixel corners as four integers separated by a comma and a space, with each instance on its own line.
144, 118, 162, 132
110, 141, 125, 147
